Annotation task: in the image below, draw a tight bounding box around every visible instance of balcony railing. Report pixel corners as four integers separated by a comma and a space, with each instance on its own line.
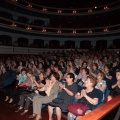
79, 95, 120, 120
7, 0, 120, 16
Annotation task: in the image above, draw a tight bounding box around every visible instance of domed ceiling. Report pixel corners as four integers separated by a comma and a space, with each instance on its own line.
25, 0, 119, 8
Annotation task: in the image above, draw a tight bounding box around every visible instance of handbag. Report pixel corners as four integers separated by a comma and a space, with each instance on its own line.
68, 103, 90, 116
39, 91, 47, 96
52, 98, 64, 104
16, 85, 29, 89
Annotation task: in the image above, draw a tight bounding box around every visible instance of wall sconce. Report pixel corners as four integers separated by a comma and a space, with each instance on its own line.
88, 9, 93, 13
42, 8, 47, 12
58, 9, 62, 13
103, 27, 109, 32
57, 29, 61, 33
27, 4, 32, 8
73, 10, 77, 14
42, 28, 46, 32
88, 29, 92, 33
104, 6, 109, 10
11, 23, 17, 27
72, 30, 76, 34
26, 26, 32, 30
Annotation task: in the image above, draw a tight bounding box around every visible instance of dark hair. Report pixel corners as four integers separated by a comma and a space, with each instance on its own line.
39, 62, 43, 66
116, 69, 120, 73
54, 64, 59, 68
97, 71, 105, 79
82, 68, 89, 75
51, 72, 60, 80
21, 68, 27, 73
87, 76, 97, 87
104, 64, 111, 70
27, 69, 33, 74
82, 61, 87, 67
67, 73, 75, 82
93, 63, 98, 70
39, 71, 46, 79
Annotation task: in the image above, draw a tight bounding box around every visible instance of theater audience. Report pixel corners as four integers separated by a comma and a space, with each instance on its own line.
0, 49, 120, 119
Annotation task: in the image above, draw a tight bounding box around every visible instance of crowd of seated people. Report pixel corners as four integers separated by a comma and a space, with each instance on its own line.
0, 49, 120, 120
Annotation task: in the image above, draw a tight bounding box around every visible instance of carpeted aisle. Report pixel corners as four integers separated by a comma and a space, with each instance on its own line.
0, 90, 58, 120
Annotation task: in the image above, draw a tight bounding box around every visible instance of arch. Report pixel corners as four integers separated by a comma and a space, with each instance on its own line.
65, 40, 75, 49
49, 40, 60, 48
80, 40, 91, 49
34, 39, 44, 48
18, 37, 28, 47
18, 16, 29, 23
96, 40, 107, 50
113, 39, 120, 49
0, 35, 12, 46
0, 11, 13, 19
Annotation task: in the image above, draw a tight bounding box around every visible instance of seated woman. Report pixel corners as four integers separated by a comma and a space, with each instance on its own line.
4, 68, 27, 103
16, 68, 27, 85
29, 72, 60, 120
48, 73, 78, 120
89, 63, 99, 78
15, 72, 46, 115
75, 68, 89, 87
95, 71, 107, 92
68, 76, 100, 120
104, 64, 112, 80
107, 69, 120, 101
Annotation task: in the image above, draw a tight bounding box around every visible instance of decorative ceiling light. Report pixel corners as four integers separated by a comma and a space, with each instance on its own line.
104, 6, 109, 10
72, 30, 76, 34
73, 10, 77, 14
27, 4, 32, 8
58, 9, 62, 14
11, 23, 17, 27
88, 29, 92, 33
57, 29, 61, 33
42, 28, 46, 32
103, 27, 109, 32
42, 8, 47, 12
88, 9, 93, 13
26, 26, 32, 30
